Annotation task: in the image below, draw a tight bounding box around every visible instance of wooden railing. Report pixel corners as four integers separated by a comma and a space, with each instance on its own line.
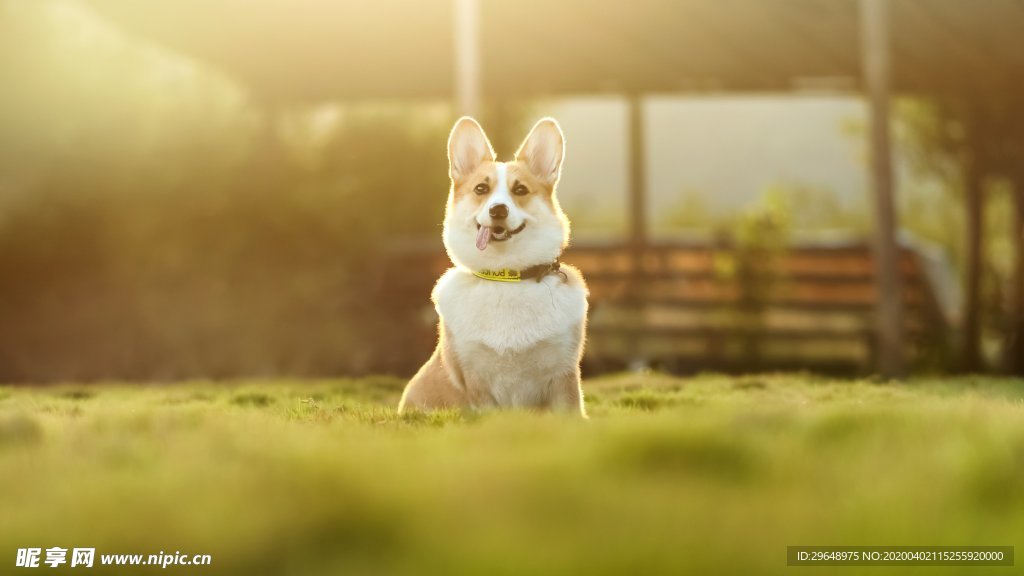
378, 240, 950, 375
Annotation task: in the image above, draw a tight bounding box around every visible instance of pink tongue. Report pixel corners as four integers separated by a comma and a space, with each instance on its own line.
476, 226, 491, 251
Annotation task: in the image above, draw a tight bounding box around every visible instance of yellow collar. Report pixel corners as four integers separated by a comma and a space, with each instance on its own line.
472, 260, 563, 283
473, 268, 523, 282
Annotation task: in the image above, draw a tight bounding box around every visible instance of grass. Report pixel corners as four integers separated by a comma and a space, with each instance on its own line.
1, 373, 1023, 575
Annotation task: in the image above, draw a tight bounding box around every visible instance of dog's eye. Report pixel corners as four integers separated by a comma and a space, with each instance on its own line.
512, 184, 529, 196
474, 183, 489, 195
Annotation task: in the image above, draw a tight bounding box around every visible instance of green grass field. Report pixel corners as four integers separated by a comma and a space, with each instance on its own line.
2, 373, 1023, 575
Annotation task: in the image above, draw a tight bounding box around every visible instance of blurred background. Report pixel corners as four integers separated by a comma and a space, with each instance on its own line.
1, 0, 1022, 383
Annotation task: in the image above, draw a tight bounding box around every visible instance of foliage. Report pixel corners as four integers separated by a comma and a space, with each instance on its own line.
710, 189, 792, 364
894, 97, 1024, 369
660, 183, 868, 236
1, 374, 1023, 575
714, 188, 791, 308
0, 2, 456, 380
656, 189, 715, 233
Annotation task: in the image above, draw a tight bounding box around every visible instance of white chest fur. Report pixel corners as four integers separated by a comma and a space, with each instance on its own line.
433, 268, 587, 407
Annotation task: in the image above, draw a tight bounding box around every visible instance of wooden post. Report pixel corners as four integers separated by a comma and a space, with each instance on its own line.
629, 95, 648, 267
1005, 171, 1024, 374
860, 0, 905, 378
628, 94, 648, 369
453, 0, 480, 117
962, 110, 984, 372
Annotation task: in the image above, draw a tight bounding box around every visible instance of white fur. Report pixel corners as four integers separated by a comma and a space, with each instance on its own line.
424, 116, 585, 411
432, 268, 586, 408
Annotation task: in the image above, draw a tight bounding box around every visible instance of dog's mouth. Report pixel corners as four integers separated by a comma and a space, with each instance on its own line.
475, 222, 526, 250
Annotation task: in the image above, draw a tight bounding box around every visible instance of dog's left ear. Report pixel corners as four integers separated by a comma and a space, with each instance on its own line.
515, 118, 565, 187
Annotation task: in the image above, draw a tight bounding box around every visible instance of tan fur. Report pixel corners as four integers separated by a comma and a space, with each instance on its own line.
451, 161, 554, 207
398, 334, 466, 410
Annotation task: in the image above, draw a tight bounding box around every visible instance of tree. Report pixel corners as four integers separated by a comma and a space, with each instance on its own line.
898, 94, 1024, 373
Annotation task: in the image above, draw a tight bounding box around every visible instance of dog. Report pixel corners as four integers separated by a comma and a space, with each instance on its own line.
398, 117, 588, 416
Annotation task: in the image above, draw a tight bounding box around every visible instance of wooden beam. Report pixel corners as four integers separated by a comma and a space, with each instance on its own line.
453, 0, 480, 117
860, 0, 905, 378
627, 94, 648, 368
628, 95, 648, 262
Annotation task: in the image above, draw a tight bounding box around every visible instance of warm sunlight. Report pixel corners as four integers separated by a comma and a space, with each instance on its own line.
2, 1, 1023, 574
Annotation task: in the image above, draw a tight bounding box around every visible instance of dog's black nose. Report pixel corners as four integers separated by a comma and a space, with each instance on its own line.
489, 204, 508, 220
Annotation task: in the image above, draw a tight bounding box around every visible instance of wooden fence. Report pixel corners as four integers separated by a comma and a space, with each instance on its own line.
377, 240, 951, 375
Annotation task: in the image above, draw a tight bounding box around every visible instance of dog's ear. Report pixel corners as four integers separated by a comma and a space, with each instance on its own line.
515, 118, 565, 187
448, 117, 495, 184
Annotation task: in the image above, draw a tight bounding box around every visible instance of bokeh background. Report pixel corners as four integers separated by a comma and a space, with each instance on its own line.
1, 0, 1023, 384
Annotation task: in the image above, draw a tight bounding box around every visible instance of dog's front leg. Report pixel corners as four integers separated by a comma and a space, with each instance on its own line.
466, 384, 499, 411
548, 370, 587, 417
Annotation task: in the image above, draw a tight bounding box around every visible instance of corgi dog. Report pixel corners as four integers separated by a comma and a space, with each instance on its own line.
398, 117, 588, 416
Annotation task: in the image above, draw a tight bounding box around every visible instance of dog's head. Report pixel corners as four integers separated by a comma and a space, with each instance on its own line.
442, 117, 569, 272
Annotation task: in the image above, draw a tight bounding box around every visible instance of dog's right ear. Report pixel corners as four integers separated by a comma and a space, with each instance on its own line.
448, 117, 495, 184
